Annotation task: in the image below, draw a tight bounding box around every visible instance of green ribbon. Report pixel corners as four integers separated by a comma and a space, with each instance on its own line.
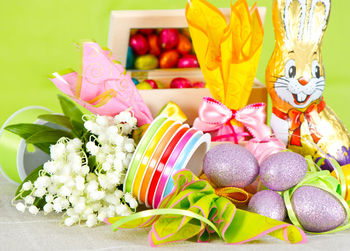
106, 170, 306, 246
0, 106, 51, 184
283, 156, 350, 234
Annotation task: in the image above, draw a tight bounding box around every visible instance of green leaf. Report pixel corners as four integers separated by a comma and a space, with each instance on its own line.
58, 94, 84, 123
71, 119, 86, 138
15, 165, 43, 198
88, 155, 96, 171
5, 123, 53, 140
26, 129, 72, 144
38, 114, 73, 130
31, 143, 52, 155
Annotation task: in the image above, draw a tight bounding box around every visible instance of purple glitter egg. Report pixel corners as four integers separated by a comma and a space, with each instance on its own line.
260, 152, 307, 191
292, 186, 346, 232
203, 144, 259, 188
248, 190, 286, 221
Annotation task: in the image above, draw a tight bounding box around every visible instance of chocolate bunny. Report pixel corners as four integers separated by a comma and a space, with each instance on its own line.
266, 0, 350, 169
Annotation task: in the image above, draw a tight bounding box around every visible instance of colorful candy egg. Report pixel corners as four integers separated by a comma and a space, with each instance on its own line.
203, 144, 259, 188
159, 29, 179, 50
170, 78, 192, 89
248, 190, 286, 221
177, 34, 192, 55
192, 81, 205, 88
292, 186, 347, 232
177, 54, 199, 68
148, 34, 161, 56
131, 78, 139, 85
126, 46, 134, 69
136, 81, 153, 90
129, 34, 149, 55
260, 152, 307, 191
144, 79, 158, 89
159, 50, 179, 68
139, 29, 154, 35
134, 54, 159, 70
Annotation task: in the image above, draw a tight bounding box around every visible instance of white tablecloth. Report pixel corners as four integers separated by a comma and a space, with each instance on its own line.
1, 174, 350, 251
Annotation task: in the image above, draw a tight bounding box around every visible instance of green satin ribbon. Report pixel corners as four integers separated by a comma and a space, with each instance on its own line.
283, 156, 350, 234
0, 106, 51, 184
106, 169, 306, 246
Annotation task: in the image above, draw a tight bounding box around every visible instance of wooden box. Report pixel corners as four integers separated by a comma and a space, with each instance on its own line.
108, 8, 267, 124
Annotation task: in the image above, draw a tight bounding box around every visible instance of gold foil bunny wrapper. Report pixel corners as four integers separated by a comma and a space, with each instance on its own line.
266, 0, 350, 170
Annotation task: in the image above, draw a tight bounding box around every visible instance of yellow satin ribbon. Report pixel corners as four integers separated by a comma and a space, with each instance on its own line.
199, 174, 252, 205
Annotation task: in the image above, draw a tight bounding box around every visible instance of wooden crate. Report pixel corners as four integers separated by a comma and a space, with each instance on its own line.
108, 8, 267, 124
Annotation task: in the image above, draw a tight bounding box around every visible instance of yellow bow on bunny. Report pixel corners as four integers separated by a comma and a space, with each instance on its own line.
266, 0, 350, 171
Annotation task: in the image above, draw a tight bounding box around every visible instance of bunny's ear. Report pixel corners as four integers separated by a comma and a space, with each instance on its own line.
305, 0, 331, 44
273, 0, 307, 49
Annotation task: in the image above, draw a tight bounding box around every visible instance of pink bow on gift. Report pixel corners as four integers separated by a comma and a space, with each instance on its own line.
49, 42, 153, 126
193, 97, 286, 163
193, 97, 270, 143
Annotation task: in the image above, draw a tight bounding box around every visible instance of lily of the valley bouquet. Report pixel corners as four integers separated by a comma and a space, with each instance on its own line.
6, 42, 153, 227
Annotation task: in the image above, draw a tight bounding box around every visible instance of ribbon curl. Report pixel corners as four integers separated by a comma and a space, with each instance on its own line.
106, 170, 307, 246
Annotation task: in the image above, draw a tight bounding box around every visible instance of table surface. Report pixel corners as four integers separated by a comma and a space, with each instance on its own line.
1, 175, 350, 251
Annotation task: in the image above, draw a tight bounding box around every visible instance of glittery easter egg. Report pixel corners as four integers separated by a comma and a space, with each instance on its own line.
260, 152, 307, 191
159, 29, 179, 50
203, 144, 259, 188
177, 54, 199, 68
159, 50, 179, 68
292, 186, 346, 232
170, 78, 192, 89
144, 79, 158, 89
129, 34, 149, 55
177, 34, 192, 55
248, 190, 286, 221
134, 54, 159, 70
136, 81, 153, 90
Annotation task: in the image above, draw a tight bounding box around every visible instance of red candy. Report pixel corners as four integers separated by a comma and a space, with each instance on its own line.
177, 34, 192, 55
139, 29, 154, 35
177, 54, 199, 68
159, 50, 179, 68
170, 78, 193, 89
192, 81, 205, 88
144, 79, 158, 89
148, 34, 161, 56
159, 29, 179, 50
129, 34, 149, 55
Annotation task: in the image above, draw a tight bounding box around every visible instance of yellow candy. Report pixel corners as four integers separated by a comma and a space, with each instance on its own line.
136, 81, 153, 90
135, 54, 158, 70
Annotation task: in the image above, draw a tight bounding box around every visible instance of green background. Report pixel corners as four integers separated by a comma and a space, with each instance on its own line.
1, 0, 349, 127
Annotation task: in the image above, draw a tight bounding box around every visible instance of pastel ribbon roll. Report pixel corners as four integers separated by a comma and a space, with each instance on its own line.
0, 106, 52, 184
124, 116, 167, 193
162, 132, 211, 199
147, 126, 191, 207
152, 128, 198, 208
139, 123, 187, 206
132, 120, 179, 202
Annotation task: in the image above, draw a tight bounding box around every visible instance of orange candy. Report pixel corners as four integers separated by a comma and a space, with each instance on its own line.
159, 50, 179, 68
177, 34, 192, 55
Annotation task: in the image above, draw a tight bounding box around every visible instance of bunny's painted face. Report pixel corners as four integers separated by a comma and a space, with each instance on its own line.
275, 51, 325, 109
267, 0, 331, 110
